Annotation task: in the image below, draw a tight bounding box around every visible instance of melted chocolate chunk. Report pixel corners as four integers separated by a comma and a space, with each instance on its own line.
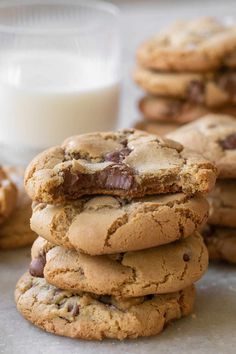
102, 164, 135, 190
183, 253, 190, 262
105, 148, 132, 163
67, 302, 80, 316
217, 72, 236, 96
187, 80, 205, 103
62, 163, 136, 198
29, 254, 46, 278
219, 133, 236, 150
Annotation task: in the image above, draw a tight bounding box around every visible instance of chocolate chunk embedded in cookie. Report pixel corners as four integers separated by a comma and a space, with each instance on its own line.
25, 130, 217, 203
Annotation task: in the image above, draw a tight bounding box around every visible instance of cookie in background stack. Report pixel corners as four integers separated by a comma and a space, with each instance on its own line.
15, 130, 217, 340
133, 17, 236, 135
168, 114, 236, 264
0, 166, 36, 249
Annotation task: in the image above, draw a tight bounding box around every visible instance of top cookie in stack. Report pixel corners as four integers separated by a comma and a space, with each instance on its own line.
16, 129, 216, 340
24, 129, 216, 203
134, 17, 236, 135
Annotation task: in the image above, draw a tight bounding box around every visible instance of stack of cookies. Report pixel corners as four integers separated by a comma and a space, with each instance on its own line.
168, 114, 236, 264
134, 17, 236, 136
15, 130, 217, 340
0, 166, 36, 249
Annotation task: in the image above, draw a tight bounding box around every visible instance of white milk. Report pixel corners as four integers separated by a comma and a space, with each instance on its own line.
0, 51, 120, 164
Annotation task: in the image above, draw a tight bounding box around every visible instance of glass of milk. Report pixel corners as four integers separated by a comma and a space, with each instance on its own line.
0, 0, 120, 165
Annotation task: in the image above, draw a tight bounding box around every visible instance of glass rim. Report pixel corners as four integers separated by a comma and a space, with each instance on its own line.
0, 0, 120, 35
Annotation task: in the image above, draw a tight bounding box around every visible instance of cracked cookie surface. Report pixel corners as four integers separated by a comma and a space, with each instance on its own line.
25, 129, 217, 204
168, 114, 236, 178
0, 167, 36, 249
203, 225, 236, 263
31, 193, 209, 255
208, 180, 236, 227
15, 272, 195, 340
139, 96, 236, 124
134, 68, 236, 108
0, 166, 17, 225
137, 17, 236, 72
30, 233, 208, 297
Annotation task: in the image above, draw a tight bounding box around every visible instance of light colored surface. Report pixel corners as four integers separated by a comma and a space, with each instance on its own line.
1, 0, 236, 353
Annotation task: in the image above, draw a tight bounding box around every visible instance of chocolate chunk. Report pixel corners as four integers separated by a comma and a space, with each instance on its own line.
187, 80, 205, 103
29, 254, 46, 278
183, 253, 190, 262
102, 164, 135, 190
67, 301, 80, 316
105, 148, 132, 163
219, 133, 236, 150
62, 163, 136, 199
217, 72, 236, 96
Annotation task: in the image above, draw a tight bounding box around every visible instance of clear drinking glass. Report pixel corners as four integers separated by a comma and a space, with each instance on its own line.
0, 0, 120, 165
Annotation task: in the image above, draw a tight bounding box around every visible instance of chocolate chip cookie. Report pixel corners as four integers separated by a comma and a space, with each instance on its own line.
139, 96, 236, 123
30, 233, 208, 297
31, 193, 209, 255
137, 17, 236, 72
208, 180, 236, 227
0, 167, 36, 249
203, 225, 236, 263
0, 166, 17, 224
24, 130, 217, 204
15, 272, 195, 340
134, 68, 236, 108
168, 114, 236, 178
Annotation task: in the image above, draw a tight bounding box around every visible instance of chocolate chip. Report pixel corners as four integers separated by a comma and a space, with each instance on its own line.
67, 302, 80, 316
105, 148, 132, 163
217, 72, 236, 96
183, 253, 190, 262
62, 163, 136, 199
29, 254, 46, 278
219, 133, 236, 150
186, 80, 205, 103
